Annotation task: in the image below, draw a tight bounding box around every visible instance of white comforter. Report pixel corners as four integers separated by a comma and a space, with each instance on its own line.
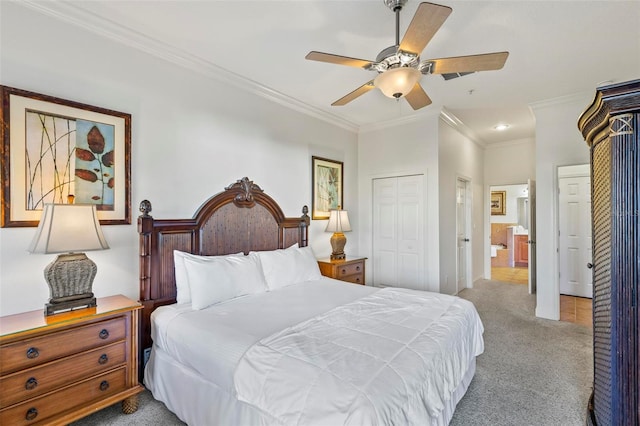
234, 287, 484, 425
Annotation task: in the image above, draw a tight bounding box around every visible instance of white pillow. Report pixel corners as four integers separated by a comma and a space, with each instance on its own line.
184, 252, 268, 310
254, 245, 322, 290
173, 250, 244, 304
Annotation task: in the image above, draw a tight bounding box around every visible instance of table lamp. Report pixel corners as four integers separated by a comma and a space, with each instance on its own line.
28, 203, 109, 316
325, 208, 352, 260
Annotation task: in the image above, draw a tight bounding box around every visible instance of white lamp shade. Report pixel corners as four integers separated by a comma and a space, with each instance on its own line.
374, 67, 421, 99
325, 210, 352, 233
28, 204, 109, 254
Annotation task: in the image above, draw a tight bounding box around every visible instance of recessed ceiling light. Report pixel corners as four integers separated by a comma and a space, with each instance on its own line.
493, 124, 509, 131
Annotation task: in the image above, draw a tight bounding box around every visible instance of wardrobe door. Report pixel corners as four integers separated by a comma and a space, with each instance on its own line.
590, 137, 613, 426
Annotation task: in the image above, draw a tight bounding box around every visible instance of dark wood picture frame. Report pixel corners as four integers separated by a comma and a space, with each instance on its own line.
311, 156, 343, 220
1, 85, 131, 227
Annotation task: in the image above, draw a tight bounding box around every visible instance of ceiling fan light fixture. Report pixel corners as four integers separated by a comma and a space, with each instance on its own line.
374, 67, 421, 99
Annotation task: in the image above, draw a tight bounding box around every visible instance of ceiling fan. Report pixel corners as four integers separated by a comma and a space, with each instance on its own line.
305, 0, 509, 110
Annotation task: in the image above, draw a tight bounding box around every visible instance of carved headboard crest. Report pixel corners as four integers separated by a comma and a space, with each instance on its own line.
226, 176, 263, 208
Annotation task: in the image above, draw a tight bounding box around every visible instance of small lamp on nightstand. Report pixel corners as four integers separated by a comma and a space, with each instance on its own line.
325, 208, 352, 260
28, 203, 109, 316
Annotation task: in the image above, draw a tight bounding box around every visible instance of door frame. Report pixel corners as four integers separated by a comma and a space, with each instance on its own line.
456, 175, 473, 293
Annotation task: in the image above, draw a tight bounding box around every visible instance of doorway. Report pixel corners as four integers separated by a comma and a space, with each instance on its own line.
557, 164, 593, 327
456, 177, 472, 293
489, 183, 530, 285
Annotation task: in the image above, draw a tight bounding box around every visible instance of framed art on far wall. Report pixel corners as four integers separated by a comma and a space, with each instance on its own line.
311, 156, 343, 220
1, 85, 131, 227
491, 190, 506, 215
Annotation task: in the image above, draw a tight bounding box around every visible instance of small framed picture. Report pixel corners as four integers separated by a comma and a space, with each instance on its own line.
491, 191, 506, 215
311, 156, 343, 220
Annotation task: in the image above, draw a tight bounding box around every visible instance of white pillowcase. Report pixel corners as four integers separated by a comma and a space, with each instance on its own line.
173, 250, 244, 304
184, 252, 268, 310
253, 245, 322, 290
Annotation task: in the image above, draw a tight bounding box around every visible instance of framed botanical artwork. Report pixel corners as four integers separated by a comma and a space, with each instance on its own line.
491, 190, 506, 216
1, 86, 131, 227
311, 156, 343, 220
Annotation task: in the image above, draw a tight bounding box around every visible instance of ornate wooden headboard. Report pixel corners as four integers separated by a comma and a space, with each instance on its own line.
137, 177, 309, 376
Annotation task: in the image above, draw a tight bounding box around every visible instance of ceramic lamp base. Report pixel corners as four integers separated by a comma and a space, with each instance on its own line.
330, 232, 347, 260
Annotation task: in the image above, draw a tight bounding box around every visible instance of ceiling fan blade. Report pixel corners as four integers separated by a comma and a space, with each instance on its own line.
429, 52, 509, 74
332, 81, 375, 106
305, 51, 373, 68
404, 83, 432, 110
399, 2, 452, 55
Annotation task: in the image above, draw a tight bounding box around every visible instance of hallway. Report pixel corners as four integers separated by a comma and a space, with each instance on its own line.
491, 266, 592, 327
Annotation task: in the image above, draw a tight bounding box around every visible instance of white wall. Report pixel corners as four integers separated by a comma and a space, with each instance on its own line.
0, 3, 358, 316
438, 120, 485, 293
532, 94, 591, 320
485, 138, 536, 185
357, 114, 440, 292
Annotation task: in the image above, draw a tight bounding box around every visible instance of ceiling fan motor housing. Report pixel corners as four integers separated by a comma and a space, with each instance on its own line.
383, 0, 408, 12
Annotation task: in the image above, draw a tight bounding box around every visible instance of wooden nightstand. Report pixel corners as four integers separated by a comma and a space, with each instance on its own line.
0, 295, 144, 425
317, 257, 367, 285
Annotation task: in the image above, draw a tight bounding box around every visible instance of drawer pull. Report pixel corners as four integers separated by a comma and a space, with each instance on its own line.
100, 380, 110, 391
99, 329, 110, 339
355, 277, 361, 282
26, 347, 39, 359
356, 266, 361, 271
25, 377, 38, 390
25, 407, 38, 421
98, 353, 109, 364
341, 268, 346, 274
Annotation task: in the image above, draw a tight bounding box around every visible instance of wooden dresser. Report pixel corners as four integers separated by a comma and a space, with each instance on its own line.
317, 257, 366, 285
0, 295, 144, 425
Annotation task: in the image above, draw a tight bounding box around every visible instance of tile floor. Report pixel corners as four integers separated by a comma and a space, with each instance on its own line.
491, 266, 593, 327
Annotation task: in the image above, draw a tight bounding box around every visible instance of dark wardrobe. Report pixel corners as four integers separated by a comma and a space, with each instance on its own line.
578, 79, 639, 426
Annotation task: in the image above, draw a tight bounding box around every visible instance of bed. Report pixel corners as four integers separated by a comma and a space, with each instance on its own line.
138, 177, 484, 425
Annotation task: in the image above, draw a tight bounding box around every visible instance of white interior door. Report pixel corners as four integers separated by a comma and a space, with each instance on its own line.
528, 179, 537, 294
558, 170, 592, 298
456, 178, 471, 293
372, 175, 424, 290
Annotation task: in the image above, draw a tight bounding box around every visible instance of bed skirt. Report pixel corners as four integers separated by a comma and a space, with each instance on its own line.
145, 344, 477, 425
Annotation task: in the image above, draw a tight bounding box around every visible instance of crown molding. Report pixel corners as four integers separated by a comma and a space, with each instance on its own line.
483, 137, 535, 150
18, 0, 360, 133
439, 107, 487, 148
528, 91, 592, 111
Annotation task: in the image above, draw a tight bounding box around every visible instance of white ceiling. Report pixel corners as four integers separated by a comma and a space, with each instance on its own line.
24, 0, 640, 144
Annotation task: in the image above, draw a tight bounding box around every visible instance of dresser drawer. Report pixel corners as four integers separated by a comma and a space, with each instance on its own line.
336, 261, 364, 278
0, 367, 126, 425
0, 341, 126, 407
0, 317, 126, 374
341, 273, 364, 285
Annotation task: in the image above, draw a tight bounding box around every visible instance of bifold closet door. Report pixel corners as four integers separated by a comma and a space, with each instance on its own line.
372, 175, 424, 290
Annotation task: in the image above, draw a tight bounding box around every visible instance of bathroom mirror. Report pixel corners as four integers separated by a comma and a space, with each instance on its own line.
517, 197, 529, 230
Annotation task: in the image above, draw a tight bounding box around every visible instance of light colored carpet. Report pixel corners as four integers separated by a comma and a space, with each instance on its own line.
72, 279, 592, 425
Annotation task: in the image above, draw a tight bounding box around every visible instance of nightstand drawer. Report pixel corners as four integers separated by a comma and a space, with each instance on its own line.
341, 274, 364, 285
0, 367, 126, 425
0, 341, 126, 407
317, 257, 367, 285
0, 317, 125, 374
336, 262, 364, 278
